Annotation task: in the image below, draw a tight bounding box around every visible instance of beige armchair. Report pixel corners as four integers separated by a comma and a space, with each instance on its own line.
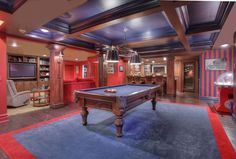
7, 80, 31, 107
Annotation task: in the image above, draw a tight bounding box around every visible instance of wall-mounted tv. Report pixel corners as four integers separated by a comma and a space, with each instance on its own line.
8, 63, 37, 79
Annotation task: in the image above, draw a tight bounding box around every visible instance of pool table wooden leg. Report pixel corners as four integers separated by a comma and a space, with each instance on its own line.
81, 106, 89, 126
152, 96, 157, 111
80, 98, 89, 126
114, 115, 123, 137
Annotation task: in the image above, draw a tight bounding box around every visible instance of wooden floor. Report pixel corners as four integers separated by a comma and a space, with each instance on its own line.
0, 94, 235, 159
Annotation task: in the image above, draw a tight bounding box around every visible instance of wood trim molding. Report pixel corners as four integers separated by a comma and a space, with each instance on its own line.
161, 1, 191, 51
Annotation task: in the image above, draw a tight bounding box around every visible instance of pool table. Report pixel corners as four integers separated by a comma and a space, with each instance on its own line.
75, 84, 160, 137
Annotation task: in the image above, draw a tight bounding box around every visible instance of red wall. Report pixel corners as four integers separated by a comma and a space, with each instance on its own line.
64, 80, 96, 103
199, 48, 234, 99
107, 59, 126, 86
63, 56, 99, 87
87, 56, 99, 87
63, 61, 80, 81
0, 33, 8, 123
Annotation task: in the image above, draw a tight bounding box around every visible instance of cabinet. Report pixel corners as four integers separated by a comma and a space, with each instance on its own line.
8, 54, 50, 91
8, 55, 37, 63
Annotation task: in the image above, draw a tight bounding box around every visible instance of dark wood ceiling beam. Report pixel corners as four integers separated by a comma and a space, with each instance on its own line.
119, 27, 219, 49
139, 50, 201, 58
160, 1, 191, 51
125, 35, 178, 48
39, 26, 101, 45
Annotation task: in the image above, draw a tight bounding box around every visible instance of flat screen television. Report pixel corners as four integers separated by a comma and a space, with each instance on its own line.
8, 63, 37, 79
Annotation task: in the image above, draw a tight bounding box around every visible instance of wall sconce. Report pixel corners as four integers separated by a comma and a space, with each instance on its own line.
75, 66, 79, 74
57, 51, 64, 63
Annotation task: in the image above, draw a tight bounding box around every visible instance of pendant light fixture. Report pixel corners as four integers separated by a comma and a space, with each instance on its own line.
105, 46, 119, 63
129, 51, 141, 65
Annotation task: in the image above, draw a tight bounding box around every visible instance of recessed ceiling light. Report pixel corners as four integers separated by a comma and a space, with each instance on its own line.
40, 28, 49, 33
55, 35, 65, 41
163, 57, 167, 61
19, 28, 26, 34
43, 54, 47, 57
123, 27, 128, 32
144, 31, 152, 38
11, 42, 18, 48
0, 20, 4, 26
152, 60, 155, 63
29, 34, 38, 38
104, 1, 119, 9
220, 44, 229, 48
75, 58, 79, 61
130, 18, 142, 26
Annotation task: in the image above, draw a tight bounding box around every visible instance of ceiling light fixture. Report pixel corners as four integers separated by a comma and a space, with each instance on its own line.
129, 51, 141, 65
75, 58, 79, 61
43, 54, 47, 57
105, 46, 119, 63
163, 57, 167, 61
40, 28, 49, 33
220, 44, 229, 48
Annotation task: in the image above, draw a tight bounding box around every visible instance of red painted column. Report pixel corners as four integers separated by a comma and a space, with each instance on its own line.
47, 44, 65, 108
233, 32, 236, 119
0, 33, 8, 123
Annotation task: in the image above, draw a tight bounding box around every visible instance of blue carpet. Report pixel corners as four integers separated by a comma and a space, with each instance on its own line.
14, 102, 220, 159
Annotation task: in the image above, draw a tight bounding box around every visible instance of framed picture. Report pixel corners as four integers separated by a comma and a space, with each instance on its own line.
152, 65, 167, 74
205, 58, 227, 70
107, 63, 114, 74
119, 65, 124, 72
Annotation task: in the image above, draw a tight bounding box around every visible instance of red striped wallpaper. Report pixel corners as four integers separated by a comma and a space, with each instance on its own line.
199, 47, 234, 98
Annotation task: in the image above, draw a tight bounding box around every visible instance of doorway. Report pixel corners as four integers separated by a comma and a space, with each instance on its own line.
183, 62, 195, 92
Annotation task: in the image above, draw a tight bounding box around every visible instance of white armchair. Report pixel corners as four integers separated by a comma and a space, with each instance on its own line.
7, 80, 31, 107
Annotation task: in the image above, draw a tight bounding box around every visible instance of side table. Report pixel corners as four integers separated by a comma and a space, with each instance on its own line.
32, 89, 50, 107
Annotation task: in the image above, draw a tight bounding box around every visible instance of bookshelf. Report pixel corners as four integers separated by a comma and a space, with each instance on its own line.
39, 58, 50, 81
8, 54, 50, 91
8, 55, 37, 63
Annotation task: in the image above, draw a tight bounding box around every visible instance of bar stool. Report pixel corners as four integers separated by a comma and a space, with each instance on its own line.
146, 76, 153, 84
140, 77, 146, 84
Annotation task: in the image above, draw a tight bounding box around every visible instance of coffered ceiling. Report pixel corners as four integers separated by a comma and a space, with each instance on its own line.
0, 0, 234, 57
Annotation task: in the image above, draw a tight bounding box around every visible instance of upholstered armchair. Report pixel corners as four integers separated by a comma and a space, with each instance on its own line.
7, 80, 31, 107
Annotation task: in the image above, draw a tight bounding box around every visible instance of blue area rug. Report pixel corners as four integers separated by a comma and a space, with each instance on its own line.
14, 102, 220, 159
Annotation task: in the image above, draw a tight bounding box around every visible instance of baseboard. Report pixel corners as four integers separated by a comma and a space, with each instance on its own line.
199, 96, 219, 101
0, 114, 8, 124
166, 93, 176, 97
50, 103, 65, 109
